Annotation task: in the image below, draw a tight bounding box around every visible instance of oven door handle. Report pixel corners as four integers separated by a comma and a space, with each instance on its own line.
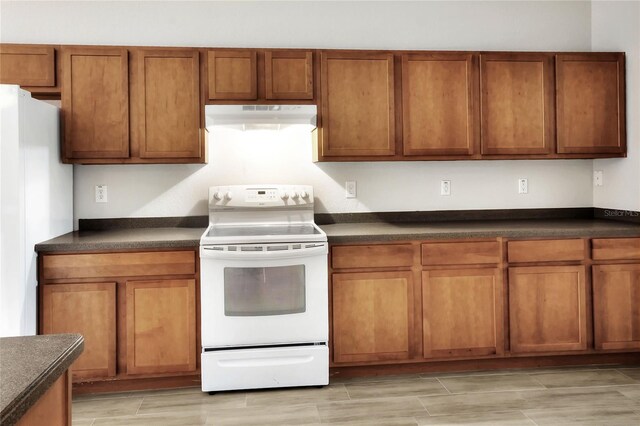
200, 243, 328, 260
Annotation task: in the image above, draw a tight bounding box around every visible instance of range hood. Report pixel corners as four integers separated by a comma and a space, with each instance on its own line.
205, 105, 317, 130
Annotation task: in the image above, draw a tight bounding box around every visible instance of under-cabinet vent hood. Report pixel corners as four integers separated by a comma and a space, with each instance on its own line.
205, 105, 317, 130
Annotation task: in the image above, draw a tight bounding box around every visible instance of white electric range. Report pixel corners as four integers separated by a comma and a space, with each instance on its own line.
199, 184, 328, 393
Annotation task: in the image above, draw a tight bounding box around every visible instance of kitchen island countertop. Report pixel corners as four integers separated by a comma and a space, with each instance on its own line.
0, 334, 83, 425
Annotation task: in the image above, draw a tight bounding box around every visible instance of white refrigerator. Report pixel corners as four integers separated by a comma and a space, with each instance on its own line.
0, 85, 73, 337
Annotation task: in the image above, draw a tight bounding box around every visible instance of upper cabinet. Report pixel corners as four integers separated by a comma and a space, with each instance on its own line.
207, 50, 257, 100
402, 53, 478, 157
132, 49, 203, 159
2, 43, 628, 164
62, 47, 130, 160
265, 50, 313, 100
556, 53, 626, 155
0, 44, 57, 91
207, 49, 315, 102
480, 53, 555, 155
62, 46, 205, 164
319, 51, 396, 158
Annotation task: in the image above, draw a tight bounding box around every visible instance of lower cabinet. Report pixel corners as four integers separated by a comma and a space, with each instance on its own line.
39, 250, 199, 385
509, 265, 588, 353
332, 271, 414, 363
126, 279, 197, 374
422, 268, 503, 358
41, 282, 116, 380
592, 264, 640, 350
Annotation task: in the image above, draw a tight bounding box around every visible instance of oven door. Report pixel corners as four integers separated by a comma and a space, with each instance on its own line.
200, 242, 328, 348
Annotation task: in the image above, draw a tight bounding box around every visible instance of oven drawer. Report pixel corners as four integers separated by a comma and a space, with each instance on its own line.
201, 345, 329, 391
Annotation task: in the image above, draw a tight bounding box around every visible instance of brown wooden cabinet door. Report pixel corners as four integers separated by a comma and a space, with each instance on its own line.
402, 53, 478, 156
126, 279, 196, 375
41, 282, 116, 380
422, 268, 503, 358
556, 53, 626, 154
480, 53, 555, 155
62, 47, 129, 160
320, 52, 396, 157
207, 50, 257, 100
0, 44, 55, 87
265, 50, 313, 100
332, 271, 413, 363
509, 266, 587, 353
134, 49, 202, 159
593, 264, 640, 351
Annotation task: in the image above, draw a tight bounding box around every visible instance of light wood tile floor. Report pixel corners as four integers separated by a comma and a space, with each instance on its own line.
72, 365, 640, 425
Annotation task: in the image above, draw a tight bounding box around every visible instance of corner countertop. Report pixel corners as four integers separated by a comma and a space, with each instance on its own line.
35, 227, 205, 253
0, 334, 84, 425
32, 219, 640, 253
321, 218, 640, 243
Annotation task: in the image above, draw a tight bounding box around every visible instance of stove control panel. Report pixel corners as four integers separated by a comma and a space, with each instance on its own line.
209, 185, 314, 208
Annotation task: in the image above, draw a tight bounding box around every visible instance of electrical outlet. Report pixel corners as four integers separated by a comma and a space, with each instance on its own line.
345, 181, 357, 198
518, 178, 528, 194
594, 170, 603, 187
95, 185, 108, 203
440, 180, 451, 196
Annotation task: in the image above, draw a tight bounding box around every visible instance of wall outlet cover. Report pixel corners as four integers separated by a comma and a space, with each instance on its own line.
345, 181, 357, 198
95, 185, 108, 203
594, 170, 603, 187
440, 180, 451, 196
518, 178, 528, 194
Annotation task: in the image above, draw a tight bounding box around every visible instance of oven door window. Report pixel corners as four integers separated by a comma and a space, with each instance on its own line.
223, 265, 306, 316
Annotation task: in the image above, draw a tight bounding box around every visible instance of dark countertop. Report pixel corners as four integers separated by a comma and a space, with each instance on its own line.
0, 334, 83, 425
35, 227, 204, 252
33, 219, 640, 252
322, 219, 640, 243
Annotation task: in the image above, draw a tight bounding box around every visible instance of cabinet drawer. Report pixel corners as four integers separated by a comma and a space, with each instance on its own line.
332, 244, 414, 269
42, 251, 196, 280
508, 239, 584, 263
422, 241, 500, 266
592, 238, 640, 261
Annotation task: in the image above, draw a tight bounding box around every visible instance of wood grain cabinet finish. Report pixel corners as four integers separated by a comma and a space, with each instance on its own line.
402, 53, 478, 156
507, 239, 585, 263
592, 238, 640, 261
42, 250, 196, 280
332, 271, 413, 363
422, 241, 500, 266
332, 244, 414, 269
0, 44, 55, 87
62, 47, 130, 160
422, 268, 503, 358
126, 279, 197, 375
134, 49, 202, 159
480, 53, 555, 155
207, 50, 257, 100
265, 50, 313, 100
592, 264, 640, 351
41, 282, 116, 380
320, 51, 396, 157
556, 53, 626, 154
509, 266, 587, 353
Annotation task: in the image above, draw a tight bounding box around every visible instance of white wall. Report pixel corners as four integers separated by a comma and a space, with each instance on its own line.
1, 1, 600, 219
592, 1, 640, 212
